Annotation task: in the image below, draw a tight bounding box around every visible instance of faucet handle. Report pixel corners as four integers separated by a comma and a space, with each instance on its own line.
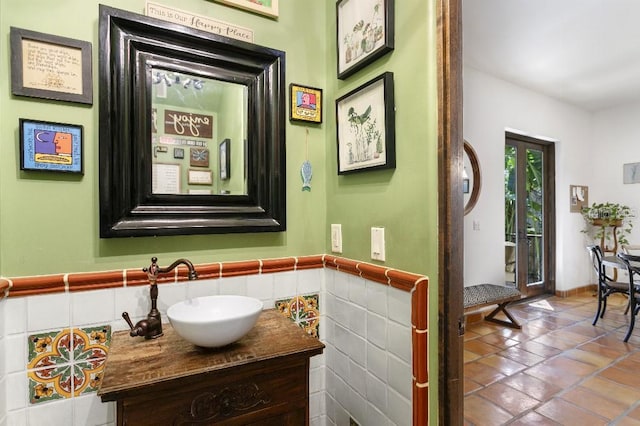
122, 311, 135, 329
122, 312, 157, 338
122, 312, 146, 337
122, 312, 135, 331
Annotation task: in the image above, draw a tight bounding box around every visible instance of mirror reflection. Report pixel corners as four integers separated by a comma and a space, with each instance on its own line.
151, 69, 247, 196
463, 141, 481, 215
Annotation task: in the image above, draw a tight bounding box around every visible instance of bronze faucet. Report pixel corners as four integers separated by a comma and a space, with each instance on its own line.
122, 257, 198, 339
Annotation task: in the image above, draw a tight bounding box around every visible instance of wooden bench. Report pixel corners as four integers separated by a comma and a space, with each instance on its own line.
463, 284, 522, 329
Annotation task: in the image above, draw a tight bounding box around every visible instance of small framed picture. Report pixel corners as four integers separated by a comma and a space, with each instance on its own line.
19, 118, 83, 174
10, 27, 93, 105
290, 84, 323, 123
214, 0, 279, 19
174, 148, 184, 159
190, 148, 209, 167
623, 162, 640, 184
219, 139, 231, 180
188, 169, 213, 185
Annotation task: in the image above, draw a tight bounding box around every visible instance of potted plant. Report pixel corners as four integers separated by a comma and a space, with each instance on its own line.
581, 202, 635, 248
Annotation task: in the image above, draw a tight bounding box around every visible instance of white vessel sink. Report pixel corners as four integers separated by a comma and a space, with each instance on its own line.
167, 295, 263, 348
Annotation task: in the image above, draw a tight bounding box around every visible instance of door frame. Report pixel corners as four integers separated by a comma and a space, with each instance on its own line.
505, 132, 556, 298
437, 0, 463, 424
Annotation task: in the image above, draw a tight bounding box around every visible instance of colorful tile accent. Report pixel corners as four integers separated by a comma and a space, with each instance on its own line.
276, 294, 320, 338
26, 326, 111, 404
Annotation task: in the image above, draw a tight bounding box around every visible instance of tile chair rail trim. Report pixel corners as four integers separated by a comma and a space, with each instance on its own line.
0, 254, 427, 298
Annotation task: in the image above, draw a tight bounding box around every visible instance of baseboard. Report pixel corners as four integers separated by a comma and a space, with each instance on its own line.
555, 283, 597, 298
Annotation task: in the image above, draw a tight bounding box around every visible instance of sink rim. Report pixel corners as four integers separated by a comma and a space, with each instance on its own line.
167, 295, 263, 323
166, 295, 264, 347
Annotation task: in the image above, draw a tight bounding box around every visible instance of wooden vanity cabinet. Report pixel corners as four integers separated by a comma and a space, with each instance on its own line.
98, 310, 324, 425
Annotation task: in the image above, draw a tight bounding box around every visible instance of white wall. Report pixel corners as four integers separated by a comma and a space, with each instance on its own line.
592, 101, 640, 243
463, 66, 596, 291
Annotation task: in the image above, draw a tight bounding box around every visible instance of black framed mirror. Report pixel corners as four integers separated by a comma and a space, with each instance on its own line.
99, 5, 286, 238
463, 141, 481, 215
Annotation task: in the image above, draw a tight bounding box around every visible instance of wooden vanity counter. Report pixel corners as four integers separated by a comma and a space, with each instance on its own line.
98, 309, 324, 425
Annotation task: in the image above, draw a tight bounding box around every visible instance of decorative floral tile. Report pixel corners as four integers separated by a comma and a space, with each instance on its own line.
275, 294, 319, 338
28, 366, 71, 403
26, 325, 111, 404
28, 329, 72, 370
73, 326, 111, 361
73, 359, 106, 396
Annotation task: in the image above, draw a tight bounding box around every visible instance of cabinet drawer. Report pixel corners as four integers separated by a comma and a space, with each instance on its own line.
119, 358, 309, 425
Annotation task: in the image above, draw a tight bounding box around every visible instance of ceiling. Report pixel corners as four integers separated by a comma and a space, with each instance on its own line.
463, 0, 640, 111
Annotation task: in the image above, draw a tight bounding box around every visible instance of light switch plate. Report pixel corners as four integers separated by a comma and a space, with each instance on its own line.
331, 224, 342, 253
371, 227, 385, 261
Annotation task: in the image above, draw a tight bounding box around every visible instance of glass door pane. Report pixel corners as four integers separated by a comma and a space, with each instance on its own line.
504, 145, 517, 286
505, 135, 552, 298
525, 148, 544, 286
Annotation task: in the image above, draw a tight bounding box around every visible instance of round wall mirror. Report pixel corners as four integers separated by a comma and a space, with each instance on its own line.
463, 141, 481, 215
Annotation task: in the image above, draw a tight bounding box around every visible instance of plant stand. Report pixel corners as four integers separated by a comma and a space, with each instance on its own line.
594, 219, 622, 279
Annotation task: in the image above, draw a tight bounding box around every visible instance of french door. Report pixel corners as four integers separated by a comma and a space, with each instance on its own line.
504, 132, 556, 298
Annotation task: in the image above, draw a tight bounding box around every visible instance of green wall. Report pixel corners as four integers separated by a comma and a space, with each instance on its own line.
324, 1, 438, 278
0, 0, 329, 276
1, 0, 437, 278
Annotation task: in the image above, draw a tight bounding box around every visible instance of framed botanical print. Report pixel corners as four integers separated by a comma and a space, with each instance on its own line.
336, 0, 394, 80
335, 72, 395, 174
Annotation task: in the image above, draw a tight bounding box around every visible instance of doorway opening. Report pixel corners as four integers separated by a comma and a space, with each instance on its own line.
504, 132, 556, 298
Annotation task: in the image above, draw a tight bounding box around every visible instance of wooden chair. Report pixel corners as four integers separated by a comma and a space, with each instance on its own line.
616, 252, 640, 342
587, 245, 629, 326
622, 245, 640, 284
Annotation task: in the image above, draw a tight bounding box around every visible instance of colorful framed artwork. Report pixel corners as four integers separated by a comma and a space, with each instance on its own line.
336, 0, 394, 80
290, 84, 323, 123
19, 118, 83, 174
214, 0, 278, 19
10, 27, 93, 105
190, 148, 209, 167
335, 72, 395, 174
219, 139, 231, 180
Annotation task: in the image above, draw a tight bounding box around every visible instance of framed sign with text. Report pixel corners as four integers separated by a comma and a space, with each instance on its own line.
10, 27, 93, 105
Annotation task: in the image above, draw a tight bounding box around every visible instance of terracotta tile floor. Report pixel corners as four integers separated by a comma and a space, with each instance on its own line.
464, 292, 640, 425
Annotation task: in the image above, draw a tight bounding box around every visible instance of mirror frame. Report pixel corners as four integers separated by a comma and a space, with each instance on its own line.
98, 5, 286, 238
463, 141, 481, 215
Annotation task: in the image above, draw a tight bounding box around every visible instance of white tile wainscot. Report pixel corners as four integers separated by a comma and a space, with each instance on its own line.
1, 295, 7, 426
324, 268, 413, 426
0, 264, 417, 426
